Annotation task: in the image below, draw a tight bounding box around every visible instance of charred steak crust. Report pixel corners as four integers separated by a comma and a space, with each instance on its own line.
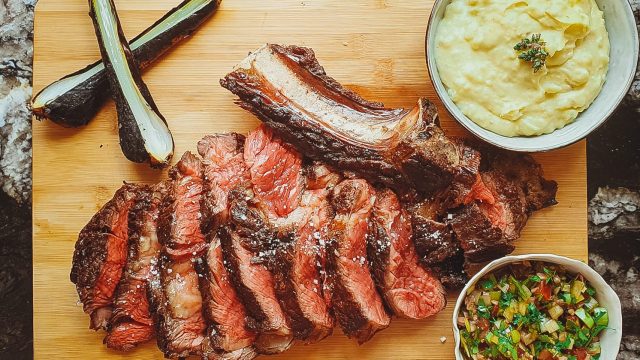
220, 187, 293, 354
71, 183, 139, 330
448, 203, 515, 264
105, 185, 155, 351
158, 151, 207, 258
270, 236, 315, 339
480, 148, 558, 212
199, 133, 249, 235
327, 180, 390, 344
368, 189, 446, 319
220, 44, 476, 196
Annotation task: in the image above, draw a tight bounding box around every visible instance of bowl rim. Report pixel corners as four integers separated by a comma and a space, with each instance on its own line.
425, 0, 640, 152
451, 254, 623, 360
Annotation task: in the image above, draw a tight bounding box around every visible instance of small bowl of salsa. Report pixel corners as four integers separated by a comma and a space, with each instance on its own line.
453, 254, 622, 360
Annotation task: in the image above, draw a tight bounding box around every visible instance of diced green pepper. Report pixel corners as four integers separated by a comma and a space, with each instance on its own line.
509, 276, 532, 300
587, 341, 601, 355
593, 307, 609, 326
548, 304, 564, 320
575, 308, 594, 328
584, 297, 599, 311
571, 280, 585, 299
511, 329, 521, 343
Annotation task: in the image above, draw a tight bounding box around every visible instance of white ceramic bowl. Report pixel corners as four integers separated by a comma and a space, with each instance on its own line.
426, 0, 639, 152
452, 254, 623, 360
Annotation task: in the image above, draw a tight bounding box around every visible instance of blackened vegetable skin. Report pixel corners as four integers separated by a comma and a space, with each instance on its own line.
32, 0, 222, 127
89, 0, 174, 167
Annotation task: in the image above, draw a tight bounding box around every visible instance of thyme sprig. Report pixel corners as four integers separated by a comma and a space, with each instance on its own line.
514, 34, 548, 73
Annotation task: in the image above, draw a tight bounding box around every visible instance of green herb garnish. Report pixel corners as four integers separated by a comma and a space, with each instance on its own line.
457, 261, 609, 360
514, 34, 548, 73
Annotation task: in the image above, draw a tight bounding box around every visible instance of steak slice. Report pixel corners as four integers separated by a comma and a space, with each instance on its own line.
221, 187, 293, 354
305, 161, 342, 192
244, 126, 334, 343
447, 149, 558, 274
368, 189, 446, 319
327, 179, 390, 343
244, 124, 304, 218
221, 44, 481, 199
149, 255, 207, 358
448, 203, 515, 265
158, 151, 207, 258
200, 235, 257, 360
197, 133, 256, 358
480, 148, 558, 212
71, 183, 139, 330
270, 189, 335, 343
198, 133, 250, 234
105, 183, 165, 351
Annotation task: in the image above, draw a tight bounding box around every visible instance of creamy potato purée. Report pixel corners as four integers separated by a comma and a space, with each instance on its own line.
435, 0, 610, 137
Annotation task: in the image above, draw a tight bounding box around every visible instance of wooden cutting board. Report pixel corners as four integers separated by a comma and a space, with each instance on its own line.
32, 0, 587, 358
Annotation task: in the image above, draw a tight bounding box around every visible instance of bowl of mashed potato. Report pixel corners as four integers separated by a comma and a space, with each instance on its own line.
426, 0, 638, 152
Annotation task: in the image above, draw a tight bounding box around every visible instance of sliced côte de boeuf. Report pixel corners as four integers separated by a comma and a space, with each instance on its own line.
197, 134, 257, 359
199, 133, 251, 235
368, 189, 446, 319
326, 179, 390, 344
105, 183, 166, 351
148, 254, 208, 358
221, 44, 484, 200
158, 151, 208, 258
243, 125, 335, 343
71, 183, 139, 330
220, 186, 294, 354
268, 189, 335, 343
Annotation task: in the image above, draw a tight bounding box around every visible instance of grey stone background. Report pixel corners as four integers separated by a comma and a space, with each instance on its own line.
0, 0, 638, 358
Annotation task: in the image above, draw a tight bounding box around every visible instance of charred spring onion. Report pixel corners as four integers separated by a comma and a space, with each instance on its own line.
89, 0, 174, 166
32, 0, 221, 127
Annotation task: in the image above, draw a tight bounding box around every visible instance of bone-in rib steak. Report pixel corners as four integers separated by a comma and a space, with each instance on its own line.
221, 44, 482, 200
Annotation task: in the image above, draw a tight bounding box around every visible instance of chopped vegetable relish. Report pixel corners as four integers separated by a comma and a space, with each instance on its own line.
457, 261, 609, 360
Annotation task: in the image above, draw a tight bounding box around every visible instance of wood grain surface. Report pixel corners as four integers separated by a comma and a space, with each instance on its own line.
32, 0, 587, 358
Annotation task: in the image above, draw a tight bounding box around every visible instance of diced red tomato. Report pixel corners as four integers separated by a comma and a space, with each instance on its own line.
539, 280, 552, 301
573, 348, 588, 360
538, 349, 555, 360
491, 304, 500, 317
477, 318, 489, 331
